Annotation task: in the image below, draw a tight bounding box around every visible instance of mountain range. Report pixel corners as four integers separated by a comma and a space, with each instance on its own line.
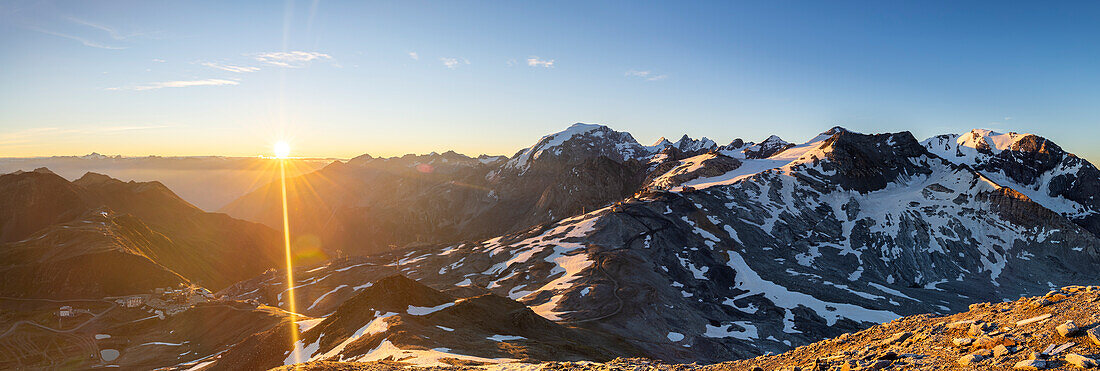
2, 123, 1098, 369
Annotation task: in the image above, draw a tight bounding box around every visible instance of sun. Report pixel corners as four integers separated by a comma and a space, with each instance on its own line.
274, 141, 291, 159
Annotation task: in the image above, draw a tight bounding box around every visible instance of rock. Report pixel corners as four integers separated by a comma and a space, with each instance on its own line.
953, 338, 974, 347
1088, 327, 1100, 346
1015, 359, 1051, 370
969, 322, 993, 336
865, 360, 891, 370
1030, 298, 1052, 308
994, 344, 1015, 357
968, 327, 983, 337
877, 351, 898, 361
1065, 353, 1099, 368
879, 332, 912, 346
1031, 352, 1049, 360
958, 353, 987, 366
750, 367, 764, 371
974, 335, 999, 348
947, 320, 976, 329
1058, 321, 1082, 337
1051, 342, 1076, 355
1016, 314, 1053, 327
840, 359, 891, 371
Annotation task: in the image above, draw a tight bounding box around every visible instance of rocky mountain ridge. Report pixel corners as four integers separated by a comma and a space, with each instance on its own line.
221, 124, 1100, 365
0, 169, 284, 296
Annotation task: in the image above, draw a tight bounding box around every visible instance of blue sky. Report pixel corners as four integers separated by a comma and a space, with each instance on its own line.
1, 1, 1098, 161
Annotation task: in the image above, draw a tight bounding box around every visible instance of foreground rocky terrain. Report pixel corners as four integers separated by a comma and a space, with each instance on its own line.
711, 285, 1100, 370
265, 285, 1100, 370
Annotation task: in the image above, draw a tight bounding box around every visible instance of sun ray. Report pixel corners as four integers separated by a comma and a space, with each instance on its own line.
278, 152, 302, 363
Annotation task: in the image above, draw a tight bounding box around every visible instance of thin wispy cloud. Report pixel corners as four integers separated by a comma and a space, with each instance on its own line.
253, 51, 331, 68
101, 125, 175, 132
441, 57, 469, 69
626, 70, 668, 81
200, 62, 260, 73
526, 56, 555, 68
28, 26, 126, 50
65, 17, 144, 40
108, 79, 239, 91
28, 17, 156, 50
152, 58, 166, 63
408, 52, 419, 60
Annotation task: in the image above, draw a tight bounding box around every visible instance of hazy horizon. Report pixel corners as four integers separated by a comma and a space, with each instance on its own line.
0, 123, 1096, 164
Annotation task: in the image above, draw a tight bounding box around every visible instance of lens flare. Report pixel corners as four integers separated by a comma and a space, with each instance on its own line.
274, 141, 291, 159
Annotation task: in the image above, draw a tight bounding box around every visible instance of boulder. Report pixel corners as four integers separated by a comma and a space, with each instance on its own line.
947, 320, 976, 330
994, 344, 1015, 357
969, 322, 994, 336
1065, 353, 1098, 368
958, 353, 986, 366
974, 335, 999, 348
1057, 321, 1082, 337
1088, 327, 1100, 346
1014, 359, 1050, 370
953, 338, 974, 347
878, 332, 912, 346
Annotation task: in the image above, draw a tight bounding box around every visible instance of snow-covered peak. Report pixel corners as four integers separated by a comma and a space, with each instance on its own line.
650, 137, 673, 148
821, 126, 858, 136
922, 129, 1098, 222
672, 135, 718, 154
717, 139, 750, 158
963, 129, 1030, 152
501, 123, 647, 174
79, 152, 119, 160
674, 130, 927, 192
922, 129, 1035, 167
742, 135, 793, 159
